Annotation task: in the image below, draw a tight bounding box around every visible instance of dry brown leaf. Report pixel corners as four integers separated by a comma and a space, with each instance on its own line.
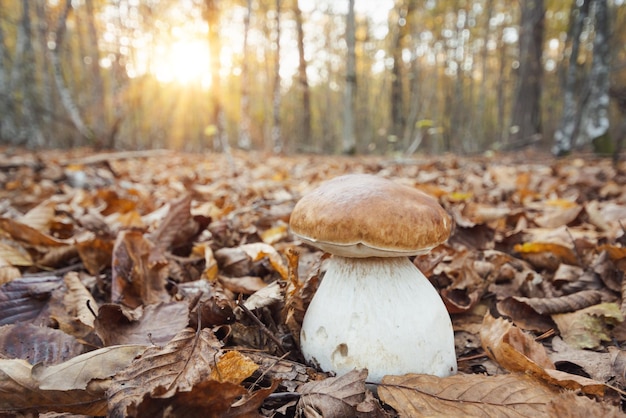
499, 289, 604, 316
51, 272, 99, 339
480, 312, 555, 375
0, 257, 21, 285
532, 200, 582, 228
107, 328, 222, 416
0, 323, 83, 365
296, 369, 370, 418
552, 303, 624, 349
0, 275, 63, 326
95, 301, 189, 346
219, 275, 267, 295
0, 217, 68, 247
0, 238, 33, 267
0, 359, 41, 411
378, 372, 621, 418
495, 297, 556, 333
514, 241, 579, 266
18, 200, 55, 232
33, 344, 147, 390
76, 235, 114, 275
481, 313, 617, 397
132, 378, 248, 418
209, 350, 259, 384
548, 336, 616, 383
111, 229, 170, 308
241, 242, 289, 280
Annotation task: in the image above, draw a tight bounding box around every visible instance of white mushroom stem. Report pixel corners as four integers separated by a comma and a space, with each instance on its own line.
300, 256, 457, 383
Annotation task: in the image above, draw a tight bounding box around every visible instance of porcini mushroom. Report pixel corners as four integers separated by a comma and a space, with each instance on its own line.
290, 174, 456, 383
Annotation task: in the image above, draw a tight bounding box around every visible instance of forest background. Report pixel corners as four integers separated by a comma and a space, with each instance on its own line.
0, 0, 625, 157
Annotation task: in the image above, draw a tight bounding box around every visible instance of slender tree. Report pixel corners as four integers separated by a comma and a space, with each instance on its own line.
577, 0, 610, 153
294, 0, 312, 149
50, 0, 92, 143
342, 0, 356, 154
204, 0, 229, 155
238, 0, 252, 150
84, 0, 108, 148
0, 2, 17, 142
508, 0, 545, 149
271, 0, 282, 153
553, 0, 591, 155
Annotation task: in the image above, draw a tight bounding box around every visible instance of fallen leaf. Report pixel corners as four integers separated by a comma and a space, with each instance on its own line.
378, 372, 622, 417
107, 328, 222, 416
296, 369, 370, 417
33, 344, 147, 391
95, 301, 189, 346
552, 303, 624, 349
480, 312, 554, 375
0, 323, 82, 365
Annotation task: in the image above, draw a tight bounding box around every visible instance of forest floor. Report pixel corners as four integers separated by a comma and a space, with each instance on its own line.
0, 147, 626, 417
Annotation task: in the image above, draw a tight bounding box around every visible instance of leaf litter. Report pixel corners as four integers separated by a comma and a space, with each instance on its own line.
0, 148, 625, 416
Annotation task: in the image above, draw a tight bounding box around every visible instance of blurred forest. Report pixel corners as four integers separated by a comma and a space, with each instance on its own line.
1, 0, 625, 156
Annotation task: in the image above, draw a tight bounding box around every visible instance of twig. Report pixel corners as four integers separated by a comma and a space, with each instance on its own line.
237, 299, 287, 356
248, 351, 291, 393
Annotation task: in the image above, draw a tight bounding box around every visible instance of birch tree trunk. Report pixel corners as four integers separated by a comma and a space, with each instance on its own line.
552, 0, 591, 155
577, 0, 610, 152
342, 0, 356, 154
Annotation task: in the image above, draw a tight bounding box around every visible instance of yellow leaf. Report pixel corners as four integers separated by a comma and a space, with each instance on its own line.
210, 351, 258, 384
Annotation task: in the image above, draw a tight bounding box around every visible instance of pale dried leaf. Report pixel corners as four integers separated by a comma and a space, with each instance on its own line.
0, 275, 63, 326
62, 272, 99, 329
95, 301, 189, 346
33, 344, 147, 390
480, 313, 554, 374
552, 303, 624, 349
107, 328, 222, 416
18, 200, 55, 233
296, 369, 368, 417
379, 372, 619, 418
502, 290, 604, 316
0, 238, 33, 267
0, 323, 82, 365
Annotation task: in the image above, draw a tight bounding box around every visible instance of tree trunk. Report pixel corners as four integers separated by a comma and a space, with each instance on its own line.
238, 0, 252, 150
84, 0, 108, 148
271, 0, 282, 153
577, 0, 611, 152
476, 0, 494, 148
205, 0, 229, 156
294, 0, 312, 150
508, 0, 545, 149
18, 0, 45, 147
50, 0, 92, 143
0, 4, 18, 142
552, 0, 591, 155
342, 0, 356, 154
389, 1, 408, 140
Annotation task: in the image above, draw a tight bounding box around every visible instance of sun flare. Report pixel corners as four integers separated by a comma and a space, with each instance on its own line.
152, 40, 212, 88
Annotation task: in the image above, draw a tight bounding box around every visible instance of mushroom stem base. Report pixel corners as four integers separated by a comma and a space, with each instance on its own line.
300, 256, 457, 383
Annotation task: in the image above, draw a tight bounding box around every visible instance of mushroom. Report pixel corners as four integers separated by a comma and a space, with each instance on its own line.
289, 174, 456, 383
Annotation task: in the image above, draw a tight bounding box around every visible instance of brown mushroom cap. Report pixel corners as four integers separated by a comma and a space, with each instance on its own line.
289, 174, 452, 257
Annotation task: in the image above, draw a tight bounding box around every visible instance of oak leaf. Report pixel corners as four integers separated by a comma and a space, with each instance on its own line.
378, 373, 622, 418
